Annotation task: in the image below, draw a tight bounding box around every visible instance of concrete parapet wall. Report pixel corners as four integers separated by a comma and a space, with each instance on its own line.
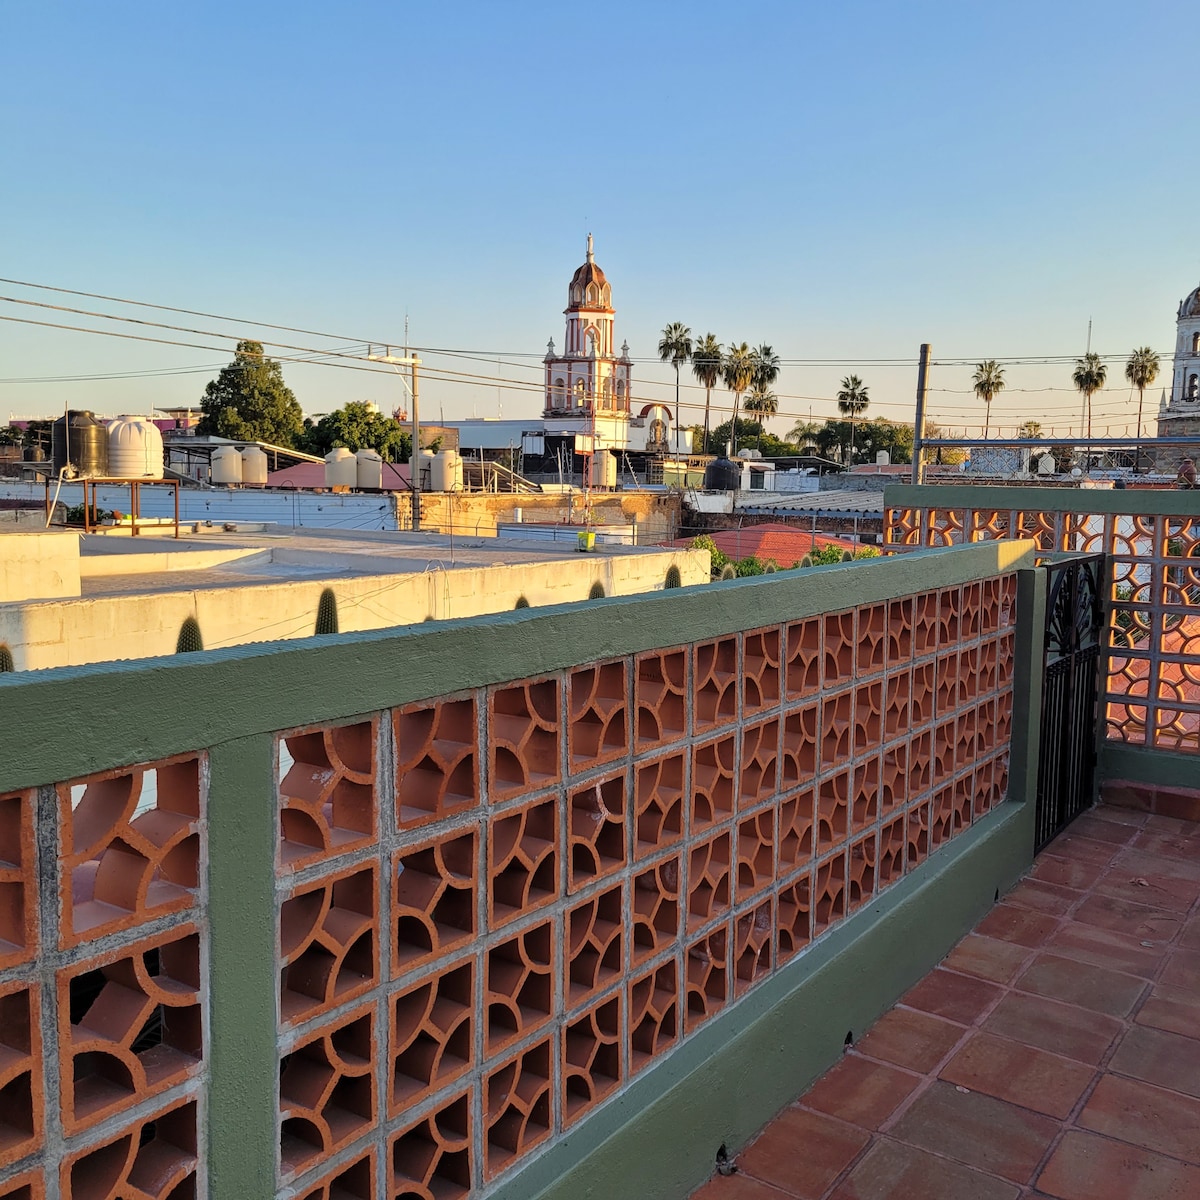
0, 530, 81, 602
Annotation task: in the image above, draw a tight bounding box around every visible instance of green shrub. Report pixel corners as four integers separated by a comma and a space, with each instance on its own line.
854, 546, 881, 559
588, 581, 606, 599
691, 534, 728, 575
314, 587, 339, 635
735, 556, 765, 577
665, 565, 682, 589
175, 616, 204, 653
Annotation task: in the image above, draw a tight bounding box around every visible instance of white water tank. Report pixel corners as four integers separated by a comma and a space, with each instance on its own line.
324, 447, 357, 488
432, 449, 463, 492
241, 445, 269, 485
211, 445, 243, 486
410, 449, 436, 490
107, 416, 165, 479
597, 452, 617, 489
356, 448, 383, 490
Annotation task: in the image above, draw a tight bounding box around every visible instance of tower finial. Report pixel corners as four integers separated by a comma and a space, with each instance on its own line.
586, 233, 594, 263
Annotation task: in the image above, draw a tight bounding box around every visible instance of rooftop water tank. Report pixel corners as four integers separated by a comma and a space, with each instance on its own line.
431, 448, 463, 492
107, 416, 165, 480
325, 447, 357, 488
703, 455, 740, 491
51, 410, 109, 479
211, 445, 243, 486
356, 448, 383, 490
410, 448, 435, 490
241, 445, 269, 486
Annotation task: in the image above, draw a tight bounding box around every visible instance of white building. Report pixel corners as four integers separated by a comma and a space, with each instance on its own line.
1159, 281, 1200, 442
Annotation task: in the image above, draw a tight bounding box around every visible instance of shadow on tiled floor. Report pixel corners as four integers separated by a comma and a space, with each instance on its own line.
691, 804, 1200, 1200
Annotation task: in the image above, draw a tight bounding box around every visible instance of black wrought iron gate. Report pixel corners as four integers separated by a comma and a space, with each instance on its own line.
1035, 554, 1106, 851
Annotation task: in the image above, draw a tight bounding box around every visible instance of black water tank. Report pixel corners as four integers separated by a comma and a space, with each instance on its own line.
704, 454, 740, 491
51, 410, 109, 479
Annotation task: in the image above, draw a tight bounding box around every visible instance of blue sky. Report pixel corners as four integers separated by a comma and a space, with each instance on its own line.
1, 0, 1194, 439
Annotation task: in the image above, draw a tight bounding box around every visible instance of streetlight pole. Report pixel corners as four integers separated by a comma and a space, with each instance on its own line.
367, 347, 421, 530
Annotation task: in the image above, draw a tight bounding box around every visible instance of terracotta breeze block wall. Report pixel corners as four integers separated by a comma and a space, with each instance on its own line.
0, 758, 207, 1199
262, 574, 1017, 1200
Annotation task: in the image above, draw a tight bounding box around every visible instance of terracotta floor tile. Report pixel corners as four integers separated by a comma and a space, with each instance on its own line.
827, 1137, 1020, 1200
1131, 830, 1200, 863
1158, 947, 1200, 992
855, 1007, 966, 1074
1070, 813, 1141, 845
798, 1054, 919, 1131
737, 1107, 869, 1199
1091, 804, 1147, 828
1071, 893, 1183, 941
982, 991, 1122, 1066
1141, 812, 1200, 839
1015, 953, 1148, 1018
1078, 1074, 1200, 1164
1136, 985, 1200, 1039
1003, 877, 1083, 917
691, 1173, 796, 1200
974, 904, 1062, 948
1094, 871, 1198, 914
941, 934, 1032, 984
1030, 855, 1107, 891
1109, 1025, 1200, 1101
1036, 1129, 1200, 1200
1182, 915, 1200, 950
1111, 847, 1200, 886
900, 968, 1003, 1025
1042, 835, 1123, 868
889, 1079, 1059, 1184
939, 1031, 1095, 1119
1044, 922, 1166, 979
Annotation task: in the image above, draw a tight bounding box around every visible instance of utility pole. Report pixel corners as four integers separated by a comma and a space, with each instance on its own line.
367, 347, 422, 530
911, 343, 931, 485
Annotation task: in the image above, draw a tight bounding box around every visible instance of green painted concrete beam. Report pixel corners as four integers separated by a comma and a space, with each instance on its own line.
1100, 742, 1200, 791
885, 482, 1200, 518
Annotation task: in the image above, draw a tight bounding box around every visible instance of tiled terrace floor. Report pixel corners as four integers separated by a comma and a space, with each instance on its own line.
691, 804, 1200, 1200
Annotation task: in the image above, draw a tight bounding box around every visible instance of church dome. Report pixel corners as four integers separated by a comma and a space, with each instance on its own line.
1181, 286, 1200, 318
567, 235, 612, 310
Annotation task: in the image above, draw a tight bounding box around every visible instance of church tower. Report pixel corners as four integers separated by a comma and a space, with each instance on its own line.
1159, 282, 1200, 445
543, 236, 633, 425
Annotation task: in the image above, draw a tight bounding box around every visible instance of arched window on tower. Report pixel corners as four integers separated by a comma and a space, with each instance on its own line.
616, 379, 626, 411
601, 285, 611, 305
586, 284, 598, 305
574, 379, 586, 408
554, 377, 565, 408
572, 285, 582, 304
1188, 374, 1199, 401
601, 379, 611, 408
1192, 332, 1200, 355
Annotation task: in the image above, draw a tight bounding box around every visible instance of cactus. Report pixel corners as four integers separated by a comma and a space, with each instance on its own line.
799, 554, 814, 569
514, 595, 531, 609
0, 644, 15, 673
588, 581, 606, 600
841, 549, 854, 562
764, 562, 777, 573
719, 564, 737, 581
664, 565, 682, 589
314, 587, 339, 635
175, 616, 204, 653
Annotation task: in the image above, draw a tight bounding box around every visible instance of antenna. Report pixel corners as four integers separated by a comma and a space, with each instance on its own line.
1086, 318, 1092, 354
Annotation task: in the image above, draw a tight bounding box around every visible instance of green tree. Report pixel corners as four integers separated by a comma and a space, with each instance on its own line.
0, 425, 22, 446
658, 322, 692, 454
836, 375, 870, 465
972, 360, 1006, 440
1125, 346, 1160, 467
921, 418, 968, 465
198, 340, 304, 446
21, 420, 52, 457
691, 333, 722, 454
1071, 351, 1107, 452
300, 402, 412, 461
1017, 420, 1043, 439
787, 420, 821, 451
722, 343, 755, 455
743, 385, 778, 447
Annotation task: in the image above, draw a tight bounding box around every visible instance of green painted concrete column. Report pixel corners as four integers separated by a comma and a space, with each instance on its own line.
1008, 566, 1048, 854
206, 734, 277, 1199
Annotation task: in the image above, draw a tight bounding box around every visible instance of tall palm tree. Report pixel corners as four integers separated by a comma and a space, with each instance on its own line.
788, 420, 821, 452
722, 342, 755, 454
972, 360, 1006, 441
836, 375, 870, 466
658, 322, 692, 455
1072, 352, 1107, 463
743, 386, 778, 447
691, 333, 722, 454
1125, 346, 1160, 472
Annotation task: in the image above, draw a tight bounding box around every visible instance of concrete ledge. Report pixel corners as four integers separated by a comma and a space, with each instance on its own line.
496, 800, 1034, 1200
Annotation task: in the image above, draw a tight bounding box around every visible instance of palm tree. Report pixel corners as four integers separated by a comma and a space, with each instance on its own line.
691, 333, 722, 454
836, 375, 870, 465
1125, 346, 1160, 472
658, 322, 693, 455
788, 420, 821, 451
1017, 420, 1043, 439
1072, 352, 1107, 464
723, 342, 755, 454
743, 386, 778, 447
972, 360, 1006, 441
